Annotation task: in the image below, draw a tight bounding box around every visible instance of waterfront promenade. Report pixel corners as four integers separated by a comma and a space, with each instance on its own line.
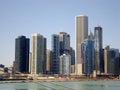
0, 73, 120, 83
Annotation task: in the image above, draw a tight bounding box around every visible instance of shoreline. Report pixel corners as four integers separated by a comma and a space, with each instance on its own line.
0, 78, 120, 83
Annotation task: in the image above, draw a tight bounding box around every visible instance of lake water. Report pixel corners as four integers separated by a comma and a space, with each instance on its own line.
0, 80, 120, 90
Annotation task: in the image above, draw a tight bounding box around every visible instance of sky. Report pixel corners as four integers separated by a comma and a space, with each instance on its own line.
0, 0, 120, 67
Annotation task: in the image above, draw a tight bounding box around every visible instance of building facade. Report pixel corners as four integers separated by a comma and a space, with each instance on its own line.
30, 33, 46, 74
29, 52, 32, 73
70, 47, 75, 74
94, 26, 104, 74
104, 46, 119, 75
14, 35, 29, 73
75, 14, 88, 75
59, 32, 70, 55
46, 49, 52, 74
81, 39, 94, 75
104, 45, 109, 74
51, 34, 60, 74
60, 54, 71, 75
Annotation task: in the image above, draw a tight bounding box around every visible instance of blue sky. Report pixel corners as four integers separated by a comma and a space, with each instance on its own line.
0, 0, 120, 67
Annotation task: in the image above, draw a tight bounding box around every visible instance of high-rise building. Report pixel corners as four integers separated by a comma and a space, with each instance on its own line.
59, 32, 70, 55
30, 33, 46, 74
109, 48, 119, 75
46, 49, 52, 74
14, 36, 29, 73
70, 47, 75, 74
81, 38, 94, 75
94, 26, 104, 74
104, 46, 119, 75
51, 34, 60, 74
60, 54, 71, 75
104, 45, 110, 74
29, 52, 32, 73
75, 14, 88, 75
51, 32, 71, 74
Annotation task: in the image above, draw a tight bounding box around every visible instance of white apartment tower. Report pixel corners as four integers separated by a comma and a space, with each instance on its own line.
75, 14, 88, 75
31, 33, 46, 74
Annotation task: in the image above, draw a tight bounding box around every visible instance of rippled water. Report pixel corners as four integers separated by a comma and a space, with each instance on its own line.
0, 80, 120, 90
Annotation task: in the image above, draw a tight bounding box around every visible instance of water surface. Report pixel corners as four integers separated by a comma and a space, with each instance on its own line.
0, 80, 120, 90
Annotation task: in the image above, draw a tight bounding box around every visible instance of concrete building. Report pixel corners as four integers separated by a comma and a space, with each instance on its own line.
29, 52, 32, 73
46, 49, 52, 74
14, 35, 29, 73
75, 14, 88, 75
104, 45, 110, 74
30, 33, 46, 74
94, 26, 104, 74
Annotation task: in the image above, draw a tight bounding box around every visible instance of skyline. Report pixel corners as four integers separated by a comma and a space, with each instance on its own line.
0, 0, 120, 67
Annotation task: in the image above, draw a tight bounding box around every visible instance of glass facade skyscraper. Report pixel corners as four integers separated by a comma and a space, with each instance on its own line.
14, 35, 29, 73
94, 26, 104, 74
59, 32, 70, 55
51, 34, 60, 74
51, 32, 70, 74
81, 39, 94, 75
104, 46, 120, 75
60, 54, 71, 75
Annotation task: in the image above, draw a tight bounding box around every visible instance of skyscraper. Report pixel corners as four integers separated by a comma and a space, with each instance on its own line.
81, 38, 94, 75
70, 47, 75, 74
29, 52, 32, 73
46, 49, 52, 74
60, 54, 71, 75
104, 45, 110, 74
75, 14, 88, 75
104, 46, 120, 75
51, 32, 71, 74
30, 33, 46, 74
94, 26, 103, 74
109, 48, 119, 75
51, 34, 60, 74
14, 35, 29, 73
59, 32, 70, 55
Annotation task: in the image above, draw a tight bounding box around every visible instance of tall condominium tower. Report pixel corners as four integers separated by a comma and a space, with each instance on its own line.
31, 33, 46, 74
104, 46, 120, 75
14, 35, 29, 73
29, 52, 32, 73
94, 26, 103, 74
51, 34, 60, 74
70, 47, 75, 74
46, 49, 52, 74
81, 38, 94, 75
51, 32, 70, 74
60, 54, 71, 75
75, 14, 88, 75
58, 32, 70, 55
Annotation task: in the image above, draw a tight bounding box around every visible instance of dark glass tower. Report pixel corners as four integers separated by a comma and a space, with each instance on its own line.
70, 47, 75, 65
94, 26, 104, 74
14, 35, 29, 73
51, 34, 60, 74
